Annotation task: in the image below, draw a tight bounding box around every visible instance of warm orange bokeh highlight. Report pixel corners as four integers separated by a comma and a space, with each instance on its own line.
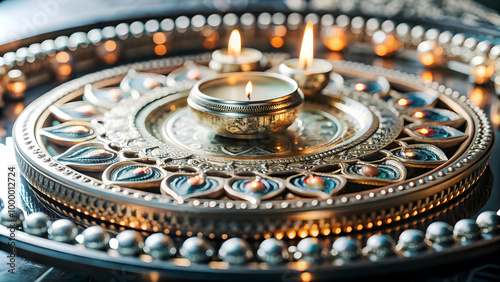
55, 51, 70, 63
152, 32, 167, 45
155, 44, 167, 56
421, 70, 433, 84
57, 64, 72, 76
491, 99, 500, 127
9, 81, 26, 93
270, 37, 284, 48
472, 65, 494, 84
420, 53, 435, 66
103, 40, 117, 52
300, 272, 312, 282
468, 86, 491, 108
324, 26, 346, 51
373, 33, 399, 57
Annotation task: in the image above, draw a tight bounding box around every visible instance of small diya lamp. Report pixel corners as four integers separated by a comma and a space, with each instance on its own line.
188, 72, 304, 138
209, 29, 266, 73
279, 22, 333, 96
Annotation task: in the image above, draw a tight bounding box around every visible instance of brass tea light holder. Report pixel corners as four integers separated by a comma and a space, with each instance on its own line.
278, 22, 333, 96
187, 72, 304, 138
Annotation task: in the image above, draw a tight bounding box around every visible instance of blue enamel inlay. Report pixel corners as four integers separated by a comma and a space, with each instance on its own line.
94, 88, 130, 104
168, 176, 218, 196
45, 124, 94, 139
59, 104, 99, 119
58, 146, 117, 164
398, 92, 436, 108
111, 165, 161, 182
232, 179, 281, 197
412, 109, 451, 122
394, 148, 442, 162
128, 75, 162, 90
348, 165, 400, 180
349, 80, 383, 94
291, 175, 339, 193
415, 127, 452, 139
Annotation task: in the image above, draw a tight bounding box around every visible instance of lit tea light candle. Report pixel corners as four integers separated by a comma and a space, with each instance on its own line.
188, 72, 303, 138
279, 22, 333, 96
304, 174, 326, 190
209, 29, 266, 73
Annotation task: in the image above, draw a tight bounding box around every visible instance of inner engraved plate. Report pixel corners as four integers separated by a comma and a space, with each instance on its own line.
162, 106, 346, 158
133, 91, 381, 163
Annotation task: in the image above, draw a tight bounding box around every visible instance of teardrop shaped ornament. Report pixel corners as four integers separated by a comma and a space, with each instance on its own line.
286, 173, 346, 198
83, 84, 134, 109
405, 108, 465, 128
341, 159, 407, 185
225, 175, 285, 204
55, 142, 119, 172
160, 173, 224, 201
120, 69, 167, 93
40, 121, 98, 146
49, 101, 107, 122
166, 61, 217, 87
345, 76, 390, 97
390, 142, 448, 168
392, 91, 438, 111
103, 161, 166, 189
404, 124, 468, 148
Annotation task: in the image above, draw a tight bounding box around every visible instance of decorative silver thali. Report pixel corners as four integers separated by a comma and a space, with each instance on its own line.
13, 53, 492, 239
0, 5, 498, 280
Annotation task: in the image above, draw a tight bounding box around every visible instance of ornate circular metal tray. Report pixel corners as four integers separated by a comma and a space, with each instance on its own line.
1, 5, 499, 281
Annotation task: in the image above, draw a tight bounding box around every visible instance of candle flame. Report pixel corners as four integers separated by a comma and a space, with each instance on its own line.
298, 22, 314, 69
228, 29, 241, 58
246, 81, 253, 99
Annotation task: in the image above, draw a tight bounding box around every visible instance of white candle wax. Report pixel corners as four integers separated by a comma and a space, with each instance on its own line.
199, 74, 294, 101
